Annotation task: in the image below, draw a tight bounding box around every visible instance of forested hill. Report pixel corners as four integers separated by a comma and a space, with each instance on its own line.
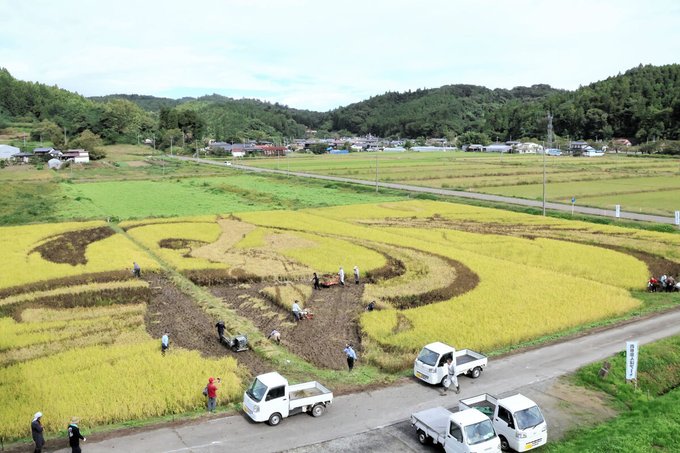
329, 64, 680, 142
329, 84, 563, 139
1, 64, 679, 145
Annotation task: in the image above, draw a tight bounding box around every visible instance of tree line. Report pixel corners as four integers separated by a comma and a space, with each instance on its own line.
1, 64, 679, 154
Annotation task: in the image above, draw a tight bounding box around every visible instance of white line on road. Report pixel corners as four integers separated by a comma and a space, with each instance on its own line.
164, 441, 223, 453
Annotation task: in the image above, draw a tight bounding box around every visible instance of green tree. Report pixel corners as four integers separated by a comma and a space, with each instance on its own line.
31, 120, 64, 147
69, 129, 105, 159
456, 131, 490, 147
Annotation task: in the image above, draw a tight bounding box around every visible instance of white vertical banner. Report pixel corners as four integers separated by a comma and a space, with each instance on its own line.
615, 204, 621, 218
626, 341, 639, 380
675, 211, 680, 226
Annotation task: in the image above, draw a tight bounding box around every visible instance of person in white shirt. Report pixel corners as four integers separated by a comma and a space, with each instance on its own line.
441, 357, 459, 395
291, 301, 302, 321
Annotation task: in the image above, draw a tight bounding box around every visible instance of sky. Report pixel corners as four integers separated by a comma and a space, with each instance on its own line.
1, 0, 679, 111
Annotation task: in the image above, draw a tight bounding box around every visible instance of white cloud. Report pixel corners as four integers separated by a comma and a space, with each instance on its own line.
1, 0, 678, 110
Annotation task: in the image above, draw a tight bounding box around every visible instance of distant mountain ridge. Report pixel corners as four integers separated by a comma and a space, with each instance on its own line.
2, 64, 679, 144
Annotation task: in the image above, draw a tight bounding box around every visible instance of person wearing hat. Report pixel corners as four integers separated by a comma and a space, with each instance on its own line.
206, 377, 221, 412
67, 417, 86, 453
353, 265, 360, 284
31, 412, 44, 453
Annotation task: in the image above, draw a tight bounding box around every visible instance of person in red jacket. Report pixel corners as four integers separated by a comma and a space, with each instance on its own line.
206, 377, 221, 412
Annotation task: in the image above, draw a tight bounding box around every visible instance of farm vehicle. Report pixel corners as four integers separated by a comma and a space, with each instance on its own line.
411, 406, 501, 453
242, 372, 333, 426
414, 342, 487, 385
459, 393, 547, 451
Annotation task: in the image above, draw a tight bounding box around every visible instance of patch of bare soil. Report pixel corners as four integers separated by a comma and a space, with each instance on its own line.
159, 238, 208, 252
144, 274, 269, 377
0, 270, 131, 299
387, 255, 479, 309
527, 379, 618, 442
211, 280, 367, 370
32, 226, 114, 265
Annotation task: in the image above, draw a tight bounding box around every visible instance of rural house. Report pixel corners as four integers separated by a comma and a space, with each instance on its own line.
62, 149, 90, 163
0, 144, 20, 160
33, 147, 62, 158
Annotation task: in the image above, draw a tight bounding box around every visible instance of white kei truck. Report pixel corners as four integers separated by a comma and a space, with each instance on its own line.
459, 393, 547, 452
414, 342, 488, 385
242, 371, 333, 426
411, 406, 501, 453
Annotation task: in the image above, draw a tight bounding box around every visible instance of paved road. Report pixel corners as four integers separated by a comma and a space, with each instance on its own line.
171, 156, 678, 226
56, 309, 680, 453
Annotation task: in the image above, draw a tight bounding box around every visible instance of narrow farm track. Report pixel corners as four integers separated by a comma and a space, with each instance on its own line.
171, 156, 679, 225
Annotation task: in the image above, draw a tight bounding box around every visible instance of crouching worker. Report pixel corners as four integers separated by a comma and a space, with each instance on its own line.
267, 329, 281, 343
132, 262, 141, 278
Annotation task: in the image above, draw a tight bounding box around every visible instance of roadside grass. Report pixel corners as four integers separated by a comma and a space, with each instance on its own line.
545, 335, 680, 452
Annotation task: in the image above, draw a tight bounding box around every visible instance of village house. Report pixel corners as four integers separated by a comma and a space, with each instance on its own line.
33, 147, 62, 158
0, 144, 21, 160
62, 149, 90, 163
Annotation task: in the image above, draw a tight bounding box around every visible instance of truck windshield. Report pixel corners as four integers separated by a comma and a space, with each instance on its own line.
515, 405, 545, 430
246, 378, 268, 403
465, 419, 496, 445
416, 348, 438, 366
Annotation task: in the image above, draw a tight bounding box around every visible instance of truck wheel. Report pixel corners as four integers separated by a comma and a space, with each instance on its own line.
311, 404, 325, 417
417, 429, 430, 445
470, 367, 482, 379
499, 435, 509, 451
268, 412, 282, 426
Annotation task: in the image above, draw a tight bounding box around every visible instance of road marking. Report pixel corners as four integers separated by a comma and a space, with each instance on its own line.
164, 441, 222, 452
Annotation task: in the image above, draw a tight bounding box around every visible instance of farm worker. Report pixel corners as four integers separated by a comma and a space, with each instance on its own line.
206, 377, 221, 412
161, 332, 169, 356
267, 329, 281, 343
67, 417, 86, 453
353, 266, 360, 284
344, 343, 357, 371
291, 301, 302, 321
31, 412, 44, 453
366, 301, 376, 312
312, 272, 320, 290
132, 262, 141, 278
338, 267, 345, 286
440, 357, 459, 395
215, 321, 225, 340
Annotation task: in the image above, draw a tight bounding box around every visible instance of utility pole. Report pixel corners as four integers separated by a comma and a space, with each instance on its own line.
64, 127, 67, 146
170, 136, 173, 156
375, 152, 379, 193
544, 113, 554, 217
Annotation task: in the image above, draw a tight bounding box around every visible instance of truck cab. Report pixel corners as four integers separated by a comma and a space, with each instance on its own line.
414, 342, 487, 385
460, 393, 547, 451
414, 341, 455, 385
411, 407, 501, 453
243, 371, 333, 426
243, 372, 291, 424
